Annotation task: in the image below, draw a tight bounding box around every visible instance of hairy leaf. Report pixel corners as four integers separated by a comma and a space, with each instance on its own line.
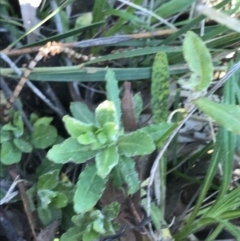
133, 93, 143, 122
119, 156, 139, 195
74, 165, 107, 213
105, 69, 121, 126
118, 130, 155, 156
183, 31, 213, 91
111, 166, 125, 188
141, 123, 175, 141
95, 146, 119, 178
95, 101, 118, 127
77, 132, 97, 145
63, 115, 95, 138
102, 122, 119, 143
47, 137, 97, 164
193, 97, 240, 135
70, 102, 95, 124
96, 131, 108, 145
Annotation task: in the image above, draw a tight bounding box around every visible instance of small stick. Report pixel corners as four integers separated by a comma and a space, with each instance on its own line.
9, 168, 38, 241
2, 41, 93, 123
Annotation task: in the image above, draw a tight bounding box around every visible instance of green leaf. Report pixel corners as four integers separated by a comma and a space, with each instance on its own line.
75, 12, 93, 28
118, 130, 155, 156
217, 220, 240, 241
8, 64, 185, 82
102, 202, 120, 221
151, 52, 170, 124
58, 10, 69, 34
55, 182, 75, 204
141, 123, 175, 141
154, 0, 196, 19
102, 122, 119, 142
149, 203, 163, 230
96, 131, 108, 145
13, 138, 32, 153
183, 31, 213, 91
30, 113, 39, 124
38, 170, 59, 190
83, 229, 99, 241
72, 212, 96, 228
38, 189, 57, 209
36, 158, 62, 176
111, 166, 125, 188
33, 117, 53, 126
74, 165, 107, 213
31, 125, 57, 149
0, 141, 22, 164
104, 0, 142, 36
92, 0, 107, 22
26, 186, 37, 211
47, 137, 98, 164
77, 132, 96, 145
105, 69, 121, 126
193, 97, 240, 135
93, 218, 105, 234
119, 156, 139, 195
60, 227, 84, 241
37, 206, 62, 226
205, 187, 240, 218
70, 102, 95, 124
72, 209, 109, 237
0, 130, 12, 143
51, 191, 68, 208
63, 115, 95, 138
95, 101, 118, 127
216, 62, 238, 201
61, 205, 75, 230
12, 112, 24, 137
133, 93, 143, 121
102, 219, 115, 235
105, 9, 149, 29
95, 146, 119, 178
2, 123, 23, 138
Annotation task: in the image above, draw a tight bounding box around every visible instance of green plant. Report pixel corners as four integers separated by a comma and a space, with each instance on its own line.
29, 167, 75, 226
47, 70, 173, 215
0, 113, 57, 165
173, 31, 240, 240
1, 1, 240, 240
60, 202, 120, 241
